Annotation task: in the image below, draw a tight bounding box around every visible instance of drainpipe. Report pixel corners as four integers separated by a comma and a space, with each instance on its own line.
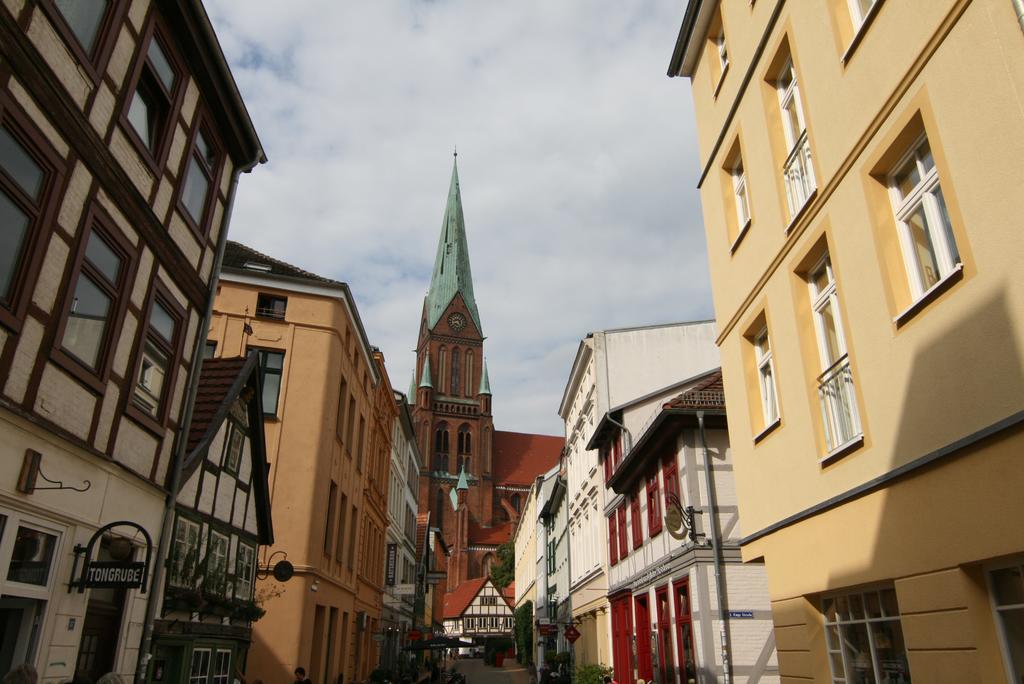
134, 161, 253, 683
1014, 0, 1024, 34
697, 411, 732, 684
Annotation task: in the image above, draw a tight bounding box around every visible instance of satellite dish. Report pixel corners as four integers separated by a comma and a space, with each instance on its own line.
273, 560, 295, 582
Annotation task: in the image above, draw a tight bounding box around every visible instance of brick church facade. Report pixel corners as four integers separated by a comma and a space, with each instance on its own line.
411, 158, 562, 593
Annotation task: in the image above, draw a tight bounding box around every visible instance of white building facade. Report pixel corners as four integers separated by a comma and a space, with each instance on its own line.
559, 322, 720, 669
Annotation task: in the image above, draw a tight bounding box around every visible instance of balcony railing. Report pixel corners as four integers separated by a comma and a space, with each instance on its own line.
818, 355, 861, 453
783, 129, 816, 218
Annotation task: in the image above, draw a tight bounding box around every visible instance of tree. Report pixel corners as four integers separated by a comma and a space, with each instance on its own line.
490, 541, 515, 589
514, 600, 534, 664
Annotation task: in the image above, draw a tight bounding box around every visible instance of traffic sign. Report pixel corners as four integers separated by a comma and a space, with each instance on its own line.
563, 626, 581, 643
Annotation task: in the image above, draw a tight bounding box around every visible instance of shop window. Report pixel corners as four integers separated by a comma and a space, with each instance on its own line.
7, 526, 57, 587
822, 587, 911, 683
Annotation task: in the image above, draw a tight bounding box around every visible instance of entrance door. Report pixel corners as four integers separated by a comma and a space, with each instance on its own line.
0, 598, 43, 675
672, 580, 697, 684
633, 595, 652, 682
610, 594, 634, 684
655, 587, 675, 684
75, 542, 128, 681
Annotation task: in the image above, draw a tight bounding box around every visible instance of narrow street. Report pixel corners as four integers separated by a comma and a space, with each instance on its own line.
453, 658, 532, 684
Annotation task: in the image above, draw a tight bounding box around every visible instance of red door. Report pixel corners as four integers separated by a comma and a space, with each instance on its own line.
673, 580, 697, 684
656, 586, 676, 684
633, 595, 653, 682
610, 594, 635, 684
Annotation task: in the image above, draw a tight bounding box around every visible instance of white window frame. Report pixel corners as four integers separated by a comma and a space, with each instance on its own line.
223, 422, 244, 474
848, 0, 878, 28
715, 27, 729, 76
206, 529, 229, 595
171, 516, 202, 587
822, 587, 911, 684
212, 648, 231, 684
987, 559, 1024, 682
809, 255, 862, 452
776, 58, 816, 217
732, 159, 750, 232
234, 540, 256, 601
886, 133, 961, 301
754, 328, 779, 427
0, 510, 64, 602
777, 59, 806, 151
189, 647, 211, 684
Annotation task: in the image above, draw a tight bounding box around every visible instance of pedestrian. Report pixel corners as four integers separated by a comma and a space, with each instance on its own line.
2, 665, 37, 684
294, 667, 313, 684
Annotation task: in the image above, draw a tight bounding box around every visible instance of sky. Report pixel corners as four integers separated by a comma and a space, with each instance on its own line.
204, 1, 713, 437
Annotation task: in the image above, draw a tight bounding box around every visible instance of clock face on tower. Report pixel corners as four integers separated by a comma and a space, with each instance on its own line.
448, 313, 467, 332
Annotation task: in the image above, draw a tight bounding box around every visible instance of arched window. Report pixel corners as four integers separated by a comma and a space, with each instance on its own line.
451, 348, 461, 395
511, 494, 521, 513
439, 347, 447, 391
482, 553, 495, 576
458, 424, 472, 455
434, 422, 450, 471
465, 350, 474, 398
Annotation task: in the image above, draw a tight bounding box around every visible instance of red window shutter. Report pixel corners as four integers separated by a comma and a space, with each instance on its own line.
603, 445, 612, 483
617, 505, 628, 558
608, 513, 618, 565
663, 458, 680, 507
630, 495, 643, 549
613, 436, 623, 469
648, 473, 662, 536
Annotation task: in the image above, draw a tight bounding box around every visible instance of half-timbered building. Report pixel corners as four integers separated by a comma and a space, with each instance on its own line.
0, 1, 262, 680
442, 577, 513, 647
153, 354, 273, 683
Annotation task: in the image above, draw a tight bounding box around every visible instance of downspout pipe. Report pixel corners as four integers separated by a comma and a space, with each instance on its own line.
1014, 0, 1024, 34
134, 161, 254, 683
697, 411, 732, 684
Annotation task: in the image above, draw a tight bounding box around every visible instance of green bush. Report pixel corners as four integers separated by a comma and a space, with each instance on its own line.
576, 664, 613, 684
514, 601, 534, 664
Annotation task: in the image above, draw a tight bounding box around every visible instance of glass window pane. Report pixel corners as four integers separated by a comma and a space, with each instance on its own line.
893, 158, 920, 199
135, 339, 169, 416
262, 370, 281, 415
931, 187, 960, 265
849, 594, 865, 620
906, 205, 941, 289
819, 299, 842, 366
84, 232, 121, 283
918, 140, 934, 173
997, 607, 1024, 681
147, 38, 175, 92
195, 130, 214, 168
992, 566, 1024, 606
0, 190, 31, 300
865, 592, 882, 619
127, 90, 151, 148
62, 273, 111, 369
880, 589, 900, 617
260, 350, 284, 370
869, 620, 912, 683
838, 622, 876, 683
823, 597, 838, 623
55, 0, 108, 54
7, 526, 57, 585
181, 155, 210, 223
150, 300, 175, 343
0, 126, 44, 200
829, 652, 847, 679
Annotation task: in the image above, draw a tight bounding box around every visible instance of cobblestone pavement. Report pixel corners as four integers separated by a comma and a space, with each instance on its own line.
453, 657, 532, 684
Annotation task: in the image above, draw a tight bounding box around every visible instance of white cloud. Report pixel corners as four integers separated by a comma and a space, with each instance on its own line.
205, 0, 711, 436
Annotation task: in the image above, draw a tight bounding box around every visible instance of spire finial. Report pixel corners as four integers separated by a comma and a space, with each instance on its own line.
453, 145, 457, 159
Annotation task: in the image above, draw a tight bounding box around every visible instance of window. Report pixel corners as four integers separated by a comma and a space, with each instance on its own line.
849, 0, 878, 28
58, 225, 128, 374
179, 125, 221, 232
809, 255, 861, 452
732, 158, 750, 231
990, 562, 1024, 681
776, 58, 816, 217
715, 28, 728, 76
51, 1, 111, 56
336, 494, 348, 565
608, 514, 618, 566
357, 416, 366, 471
255, 349, 284, 416
451, 348, 461, 395
255, 292, 287, 320
616, 505, 628, 559
206, 530, 229, 595
203, 341, 217, 360
822, 587, 911, 683
170, 516, 200, 586
754, 328, 779, 427
663, 457, 680, 508
324, 481, 338, 556
887, 134, 960, 299
458, 425, 471, 456
646, 473, 662, 537
213, 650, 231, 684
235, 541, 256, 601
7, 525, 57, 586
335, 379, 348, 441
602, 445, 612, 483
0, 117, 58, 328
630, 496, 642, 550
189, 648, 211, 684
347, 505, 358, 569
223, 422, 244, 474
125, 26, 181, 161
132, 291, 182, 421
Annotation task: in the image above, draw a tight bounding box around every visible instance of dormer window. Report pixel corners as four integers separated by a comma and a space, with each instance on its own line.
243, 261, 272, 273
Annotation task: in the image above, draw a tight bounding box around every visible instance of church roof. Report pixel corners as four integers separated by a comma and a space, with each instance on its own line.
469, 520, 512, 546
419, 356, 433, 389
478, 359, 491, 395
492, 431, 564, 486
425, 158, 482, 334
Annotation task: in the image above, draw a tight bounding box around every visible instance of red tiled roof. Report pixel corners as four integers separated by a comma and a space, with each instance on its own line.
492, 430, 563, 486
663, 369, 725, 410
187, 357, 250, 453
469, 520, 512, 546
443, 577, 488, 618
502, 583, 515, 603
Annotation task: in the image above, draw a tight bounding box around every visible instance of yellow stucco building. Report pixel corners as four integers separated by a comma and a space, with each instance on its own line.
207, 241, 395, 684
669, 0, 1024, 681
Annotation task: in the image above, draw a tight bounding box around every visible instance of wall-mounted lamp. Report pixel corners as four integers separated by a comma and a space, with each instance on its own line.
311, 579, 320, 593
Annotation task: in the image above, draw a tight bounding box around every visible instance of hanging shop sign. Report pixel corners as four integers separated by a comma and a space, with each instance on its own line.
68, 521, 152, 593
386, 544, 397, 586
563, 625, 581, 643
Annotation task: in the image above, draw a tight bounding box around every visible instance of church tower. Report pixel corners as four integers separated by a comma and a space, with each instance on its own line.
412, 156, 496, 589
